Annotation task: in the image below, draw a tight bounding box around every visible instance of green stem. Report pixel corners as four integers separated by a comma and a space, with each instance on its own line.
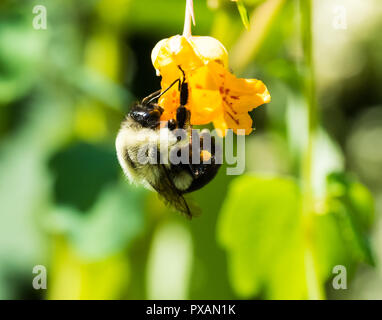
301, 0, 318, 184
300, 0, 324, 300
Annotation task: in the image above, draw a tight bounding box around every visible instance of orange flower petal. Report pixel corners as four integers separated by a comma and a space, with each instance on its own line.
227, 112, 253, 135
186, 64, 222, 123
158, 83, 179, 120
212, 113, 228, 137
188, 64, 218, 90
189, 88, 222, 124
208, 61, 271, 113
213, 111, 253, 136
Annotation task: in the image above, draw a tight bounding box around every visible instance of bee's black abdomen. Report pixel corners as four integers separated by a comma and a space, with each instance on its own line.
182, 130, 221, 193
183, 162, 221, 194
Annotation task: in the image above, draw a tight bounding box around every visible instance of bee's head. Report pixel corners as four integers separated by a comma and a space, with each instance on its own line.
128, 103, 164, 130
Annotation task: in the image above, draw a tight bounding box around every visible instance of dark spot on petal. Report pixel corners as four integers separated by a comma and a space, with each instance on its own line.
227, 112, 239, 125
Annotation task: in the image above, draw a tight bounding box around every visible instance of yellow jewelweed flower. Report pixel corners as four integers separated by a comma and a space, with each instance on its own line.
151, 35, 270, 135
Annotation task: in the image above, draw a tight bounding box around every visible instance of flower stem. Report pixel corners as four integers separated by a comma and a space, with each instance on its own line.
300, 0, 324, 300
183, 0, 195, 38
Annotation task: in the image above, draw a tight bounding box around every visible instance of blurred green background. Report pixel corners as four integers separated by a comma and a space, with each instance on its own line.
0, 0, 381, 300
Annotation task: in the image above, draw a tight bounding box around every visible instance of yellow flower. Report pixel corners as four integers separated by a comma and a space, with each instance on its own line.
151, 35, 270, 135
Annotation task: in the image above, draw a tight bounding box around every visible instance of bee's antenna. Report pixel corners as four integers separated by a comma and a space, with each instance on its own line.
144, 78, 181, 105
141, 89, 161, 105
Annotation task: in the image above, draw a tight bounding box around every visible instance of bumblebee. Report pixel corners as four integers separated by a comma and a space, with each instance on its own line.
116, 69, 221, 217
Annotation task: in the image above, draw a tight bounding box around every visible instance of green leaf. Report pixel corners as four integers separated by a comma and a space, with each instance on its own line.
217, 172, 375, 299
235, 0, 250, 30
217, 174, 306, 299
312, 172, 375, 289
326, 172, 374, 232
316, 173, 374, 268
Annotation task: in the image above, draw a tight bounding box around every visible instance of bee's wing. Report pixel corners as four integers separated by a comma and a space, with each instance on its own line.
150, 164, 198, 218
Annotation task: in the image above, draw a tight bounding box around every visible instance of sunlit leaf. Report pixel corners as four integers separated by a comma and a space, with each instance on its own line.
217, 172, 375, 299
217, 174, 306, 299
48, 238, 129, 299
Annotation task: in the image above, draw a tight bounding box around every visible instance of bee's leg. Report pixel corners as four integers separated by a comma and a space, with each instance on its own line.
165, 105, 190, 131
167, 103, 190, 130
174, 66, 190, 130
176, 106, 191, 129
177, 66, 189, 106
179, 80, 189, 106
167, 119, 177, 131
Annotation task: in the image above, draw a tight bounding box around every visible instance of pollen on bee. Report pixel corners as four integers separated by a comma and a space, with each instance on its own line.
200, 149, 212, 162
